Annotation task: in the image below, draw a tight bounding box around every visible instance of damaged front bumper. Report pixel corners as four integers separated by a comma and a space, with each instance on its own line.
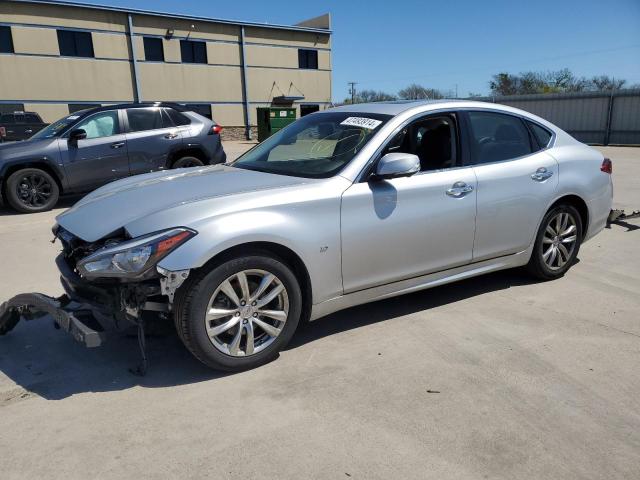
0, 250, 189, 351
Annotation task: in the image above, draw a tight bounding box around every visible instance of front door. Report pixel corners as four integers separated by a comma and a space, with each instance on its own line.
464, 110, 559, 261
59, 109, 129, 192
124, 107, 182, 175
341, 113, 477, 293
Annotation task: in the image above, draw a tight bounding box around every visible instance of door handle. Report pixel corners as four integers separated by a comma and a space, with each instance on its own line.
110, 142, 125, 149
164, 132, 179, 139
446, 181, 474, 198
531, 167, 553, 182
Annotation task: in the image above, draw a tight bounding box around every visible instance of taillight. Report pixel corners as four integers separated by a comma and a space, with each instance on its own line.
210, 124, 223, 135
601, 158, 612, 174
0, 126, 5, 137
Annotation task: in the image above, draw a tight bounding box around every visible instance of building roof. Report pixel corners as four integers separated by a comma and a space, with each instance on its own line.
8, 0, 333, 34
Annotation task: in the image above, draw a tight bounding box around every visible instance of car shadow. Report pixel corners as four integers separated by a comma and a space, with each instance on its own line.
0, 267, 539, 401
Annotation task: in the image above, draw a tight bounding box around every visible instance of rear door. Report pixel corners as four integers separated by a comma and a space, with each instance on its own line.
124, 107, 182, 175
463, 110, 559, 261
58, 109, 130, 192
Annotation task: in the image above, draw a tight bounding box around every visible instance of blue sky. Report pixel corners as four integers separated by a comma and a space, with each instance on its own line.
85, 0, 640, 101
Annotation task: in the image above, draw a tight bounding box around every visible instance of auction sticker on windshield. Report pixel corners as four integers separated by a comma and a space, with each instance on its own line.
340, 117, 383, 130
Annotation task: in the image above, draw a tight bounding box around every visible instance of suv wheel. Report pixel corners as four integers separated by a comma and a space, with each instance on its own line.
174, 255, 302, 371
5, 168, 60, 213
172, 156, 204, 168
527, 204, 582, 280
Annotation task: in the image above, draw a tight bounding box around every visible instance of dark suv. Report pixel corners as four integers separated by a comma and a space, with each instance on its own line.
0, 103, 226, 213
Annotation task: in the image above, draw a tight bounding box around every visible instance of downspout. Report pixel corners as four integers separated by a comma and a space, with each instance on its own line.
127, 14, 142, 102
240, 26, 252, 140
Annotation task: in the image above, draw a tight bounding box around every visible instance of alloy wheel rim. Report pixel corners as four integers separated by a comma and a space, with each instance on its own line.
204, 269, 289, 357
542, 212, 577, 270
17, 173, 52, 207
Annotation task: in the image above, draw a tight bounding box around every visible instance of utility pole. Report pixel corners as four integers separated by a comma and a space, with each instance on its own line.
348, 82, 357, 104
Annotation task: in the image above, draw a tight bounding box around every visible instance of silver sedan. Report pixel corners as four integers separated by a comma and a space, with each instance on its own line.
2, 100, 614, 371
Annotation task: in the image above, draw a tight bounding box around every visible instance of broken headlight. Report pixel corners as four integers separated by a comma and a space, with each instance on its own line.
77, 228, 196, 279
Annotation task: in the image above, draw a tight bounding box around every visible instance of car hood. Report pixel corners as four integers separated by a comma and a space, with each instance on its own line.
0, 138, 57, 160
56, 165, 311, 242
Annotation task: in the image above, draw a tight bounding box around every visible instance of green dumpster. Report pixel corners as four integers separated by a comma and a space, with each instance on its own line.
257, 107, 297, 142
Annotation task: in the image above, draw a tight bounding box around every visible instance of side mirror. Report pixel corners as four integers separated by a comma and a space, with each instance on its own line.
373, 153, 420, 180
68, 129, 87, 142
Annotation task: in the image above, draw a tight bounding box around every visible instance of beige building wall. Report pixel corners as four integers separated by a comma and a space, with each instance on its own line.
0, 1, 332, 131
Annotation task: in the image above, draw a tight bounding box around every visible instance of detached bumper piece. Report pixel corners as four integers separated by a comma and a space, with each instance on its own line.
0, 293, 107, 348
607, 209, 640, 225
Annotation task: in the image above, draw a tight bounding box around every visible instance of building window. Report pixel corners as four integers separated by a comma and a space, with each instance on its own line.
298, 49, 318, 69
57, 29, 94, 57
68, 104, 101, 114
180, 40, 207, 64
143, 37, 164, 62
0, 26, 14, 54
300, 104, 320, 117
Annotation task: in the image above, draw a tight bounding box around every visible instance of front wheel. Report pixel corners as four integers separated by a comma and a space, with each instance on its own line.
526, 204, 583, 280
5, 168, 60, 213
174, 255, 302, 371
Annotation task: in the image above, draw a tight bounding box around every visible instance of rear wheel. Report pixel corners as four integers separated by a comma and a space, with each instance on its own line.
527, 204, 582, 280
5, 168, 59, 213
174, 255, 302, 371
172, 156, 204, 168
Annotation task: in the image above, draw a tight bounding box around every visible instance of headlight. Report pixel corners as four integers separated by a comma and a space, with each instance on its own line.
77, 228, 196, 279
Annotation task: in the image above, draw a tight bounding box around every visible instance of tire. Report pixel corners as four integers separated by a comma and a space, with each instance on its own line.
172, 156, 204, 168
5, 168, 60, 213
174, 254, 302, 371
526, 204, 583, 280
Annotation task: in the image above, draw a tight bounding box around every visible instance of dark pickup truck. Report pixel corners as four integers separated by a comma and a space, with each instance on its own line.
0, 111, 48, 142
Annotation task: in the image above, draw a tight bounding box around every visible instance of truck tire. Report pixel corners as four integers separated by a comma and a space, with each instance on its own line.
5, 168, 60, 213
174, 254, 302, 371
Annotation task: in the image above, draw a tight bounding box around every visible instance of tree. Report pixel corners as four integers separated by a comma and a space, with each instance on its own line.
489, 73, 520, 96
342, 89, 397, 104
589, 75, 626, 91
398, 83, 444, 100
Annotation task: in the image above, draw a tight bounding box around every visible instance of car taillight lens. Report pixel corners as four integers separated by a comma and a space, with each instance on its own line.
210, 124, 223, 135
601, 158, 612, 174
0, 127, 5, 137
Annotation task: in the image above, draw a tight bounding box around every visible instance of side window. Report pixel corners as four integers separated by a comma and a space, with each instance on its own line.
24, 113, 40, 123
74, 111, 120, 139
165, 108, 191, 126
143, 37, 164, 62
382, 115, 458, 171
467, 112, 532, 164
527, 121, 553, 150
126, 108, 163, 132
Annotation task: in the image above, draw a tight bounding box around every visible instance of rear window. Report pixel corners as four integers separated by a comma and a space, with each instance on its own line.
165, 108, 191, 126
126, 108, 163, 132
527, 121, 553, 149
24, 113, 41, 123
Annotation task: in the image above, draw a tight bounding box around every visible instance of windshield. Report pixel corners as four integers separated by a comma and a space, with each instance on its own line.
230, 111, 391, 178
30, 112, 85, 139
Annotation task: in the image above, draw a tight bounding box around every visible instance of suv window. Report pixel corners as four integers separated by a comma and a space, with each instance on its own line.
468, 111, 532, 164
527, 121, 553, 149
383, 114, 458, 171
1, 114, 14, 123
164, 108, 190, 126
74, 111, 120, 139
126, 108, 163, 132
24, 113, 41, 123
